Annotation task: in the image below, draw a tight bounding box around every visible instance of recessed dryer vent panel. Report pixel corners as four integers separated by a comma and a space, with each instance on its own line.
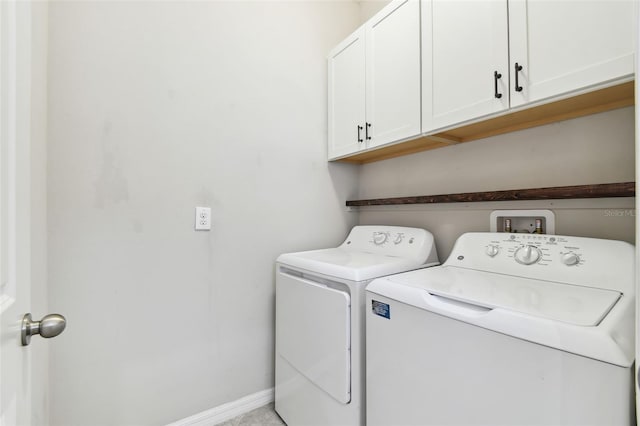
489, 209, 555, 234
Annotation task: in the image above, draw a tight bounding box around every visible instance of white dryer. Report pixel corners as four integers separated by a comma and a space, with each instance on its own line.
366, 232, 635, 426
275, 226, 439, 426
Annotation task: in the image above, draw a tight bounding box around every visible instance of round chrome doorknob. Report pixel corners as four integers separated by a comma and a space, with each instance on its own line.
21, 313, 66, 346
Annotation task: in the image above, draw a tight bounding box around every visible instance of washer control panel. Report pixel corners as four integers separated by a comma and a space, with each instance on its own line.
478, 234, 588, 268
448, 232, 634, 292
476, 233, 584, 266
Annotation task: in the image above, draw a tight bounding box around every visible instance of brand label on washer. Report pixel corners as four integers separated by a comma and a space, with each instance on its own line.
371, 300, 390, 319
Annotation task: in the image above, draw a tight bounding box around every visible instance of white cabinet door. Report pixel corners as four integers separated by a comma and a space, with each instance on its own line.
509, 0, 636, 108
328, 28, 366, 160
366, 0, 421, 148
423, 0, 509, 131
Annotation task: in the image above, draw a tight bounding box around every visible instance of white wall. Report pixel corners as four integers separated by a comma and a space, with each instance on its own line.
358, 107, 636, 259
358, 0, 390, 22
47, 2, 359, 425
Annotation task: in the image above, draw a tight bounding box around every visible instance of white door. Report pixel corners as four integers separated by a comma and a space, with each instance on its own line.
328, 27, 366, 160
635, 3, 640, 422
365, 0, 421, 148
509, 0, 635, 108
423, 0, 509, 131
1, 2, 53, 424
1, 1, 32, 424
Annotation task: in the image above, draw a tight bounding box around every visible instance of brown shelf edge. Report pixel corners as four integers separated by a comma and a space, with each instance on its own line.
346, 182, 636, 207
335, 80, 634, 164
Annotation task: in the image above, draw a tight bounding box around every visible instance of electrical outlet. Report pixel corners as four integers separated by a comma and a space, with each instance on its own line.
195, 207, 211, 231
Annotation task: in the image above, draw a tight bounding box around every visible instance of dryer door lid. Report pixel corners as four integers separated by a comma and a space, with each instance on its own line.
276, 272, 351, 403
277, 248, 425, 282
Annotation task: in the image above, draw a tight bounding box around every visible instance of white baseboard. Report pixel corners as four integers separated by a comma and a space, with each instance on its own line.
167, 388, 275, 426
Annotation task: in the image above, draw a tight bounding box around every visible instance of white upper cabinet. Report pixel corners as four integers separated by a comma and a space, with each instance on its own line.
328, 0, 421, 160
329, 0, 635, 162
509, 0, 636, 108
328, 28, 366, 160
422, 0, 635, 133
422, 0, 509, 131
366, 0, 421, 149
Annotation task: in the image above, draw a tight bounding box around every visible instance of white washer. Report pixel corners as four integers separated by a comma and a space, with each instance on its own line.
366, 232, 635, 426
275, 226, 439, 426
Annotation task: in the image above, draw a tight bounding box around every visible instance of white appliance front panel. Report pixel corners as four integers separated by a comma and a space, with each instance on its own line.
366, 292, 633, 426
367, 274, 633, 367
276, 271, 351, 404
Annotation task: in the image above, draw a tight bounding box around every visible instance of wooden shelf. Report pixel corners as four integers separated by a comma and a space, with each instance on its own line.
346, 182, 635, 207
337, 81, 635, 164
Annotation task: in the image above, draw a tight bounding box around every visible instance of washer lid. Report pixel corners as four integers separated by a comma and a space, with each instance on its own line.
385, 266, 621, 326
277, 248, 430, 282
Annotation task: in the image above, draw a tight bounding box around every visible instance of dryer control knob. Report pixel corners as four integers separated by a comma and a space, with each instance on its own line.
485, 245, 499, 257
372, 232, 389, 245
514, 245, 541, 265
561, 252, 580, 266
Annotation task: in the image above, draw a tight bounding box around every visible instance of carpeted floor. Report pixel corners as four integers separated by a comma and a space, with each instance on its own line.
217, 403, 286, 426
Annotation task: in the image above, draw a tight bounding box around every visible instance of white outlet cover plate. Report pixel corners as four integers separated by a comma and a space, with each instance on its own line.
195, 207, 211, 231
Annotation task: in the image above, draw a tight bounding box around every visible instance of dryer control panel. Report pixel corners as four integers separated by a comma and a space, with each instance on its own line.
447, 232, 634, 293
340, 226, 439, 266
370, 230, 410, 247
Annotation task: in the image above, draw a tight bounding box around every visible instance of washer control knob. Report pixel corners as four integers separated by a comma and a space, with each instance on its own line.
393, 233, 404, 245
486, 245, 499, 257
514, 245, 542, 265
561, 252, 580, 266
372, 232, 389, 246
